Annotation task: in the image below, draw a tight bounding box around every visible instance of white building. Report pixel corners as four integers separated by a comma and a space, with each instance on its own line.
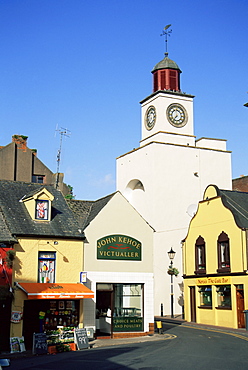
68, 192, 155, 337
116, 52, 232, 316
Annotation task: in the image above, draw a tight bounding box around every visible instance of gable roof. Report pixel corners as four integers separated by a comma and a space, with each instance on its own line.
218, 188, 248, 229
67, 193, 115, 230
206, 185, 248, 229
0, 180, 84, 240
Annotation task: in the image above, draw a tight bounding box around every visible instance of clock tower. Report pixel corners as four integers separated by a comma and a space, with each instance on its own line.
116, 51, 232, 317
141, 52, 195, 145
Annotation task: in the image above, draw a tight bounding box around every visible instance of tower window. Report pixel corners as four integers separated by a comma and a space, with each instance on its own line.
169, 70, 177, 90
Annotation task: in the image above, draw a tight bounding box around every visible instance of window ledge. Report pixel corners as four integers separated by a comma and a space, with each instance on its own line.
215, 306, 232, 310
198, 306, 212, 309
217, 268, 230, 273
194, 270, 206, 275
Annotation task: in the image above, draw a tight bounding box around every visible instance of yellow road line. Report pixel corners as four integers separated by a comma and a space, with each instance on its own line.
181, 324, 248, 342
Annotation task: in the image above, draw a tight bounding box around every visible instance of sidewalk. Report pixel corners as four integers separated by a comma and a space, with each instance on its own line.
155, 314, 248, 338
0, 333, 175, 360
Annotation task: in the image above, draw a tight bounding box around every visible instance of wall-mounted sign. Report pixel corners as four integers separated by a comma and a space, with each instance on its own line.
113, 317, 143, 332
196, 276, 231, 286
97, 235, 142, 261
11, 311, 22, 323
80, 272, 87, 283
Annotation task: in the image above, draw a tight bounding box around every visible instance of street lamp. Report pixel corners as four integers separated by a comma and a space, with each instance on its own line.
168, 247, 176, 318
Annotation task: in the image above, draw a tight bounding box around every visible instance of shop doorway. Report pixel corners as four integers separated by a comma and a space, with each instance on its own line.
23, 300, 45, 349
236, 285, 245, 328
23, 299, 80, 349
0, 296, 11, 352
96, 287, 113, 337
190, 286, 196, 322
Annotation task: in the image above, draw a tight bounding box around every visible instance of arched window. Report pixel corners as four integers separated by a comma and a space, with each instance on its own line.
195, 236, 206, 274
217, 232, 230, 273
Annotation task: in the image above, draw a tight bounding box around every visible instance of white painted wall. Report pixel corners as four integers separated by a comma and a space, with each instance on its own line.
82, 192, 154, 332
116, 91, 232, 317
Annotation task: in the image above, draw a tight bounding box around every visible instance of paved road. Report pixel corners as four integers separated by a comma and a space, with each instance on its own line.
8, 323, 248, 369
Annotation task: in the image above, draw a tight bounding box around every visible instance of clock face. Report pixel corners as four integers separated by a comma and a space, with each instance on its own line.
145, 105, 156, 130
167, 103, 188, 127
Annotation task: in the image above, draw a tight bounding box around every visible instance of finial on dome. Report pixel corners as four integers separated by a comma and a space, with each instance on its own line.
160, 24, 172, 54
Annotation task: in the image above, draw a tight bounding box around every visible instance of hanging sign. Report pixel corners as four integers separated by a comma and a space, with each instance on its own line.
97, 235, 142, 261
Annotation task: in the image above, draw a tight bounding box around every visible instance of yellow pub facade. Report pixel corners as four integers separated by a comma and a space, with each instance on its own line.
183, 184, 248, 329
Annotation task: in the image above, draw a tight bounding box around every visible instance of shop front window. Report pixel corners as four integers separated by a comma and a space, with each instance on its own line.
38, 252, 55, 283
113, 284, 143, 332
216, 285, 231, 308
199, 286, 212, 308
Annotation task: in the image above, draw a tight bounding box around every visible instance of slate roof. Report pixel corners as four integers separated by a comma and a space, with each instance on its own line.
0, 208, 16, 243
216, 186, 248, 229
0, 180, 84, 240
67, 193, 115, 230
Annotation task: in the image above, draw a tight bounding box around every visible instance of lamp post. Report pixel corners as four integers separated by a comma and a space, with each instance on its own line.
168, 247, 176, 318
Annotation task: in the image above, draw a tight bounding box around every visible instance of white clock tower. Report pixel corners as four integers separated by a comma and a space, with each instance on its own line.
141, 52, 194, 144
116, 52, 232, 316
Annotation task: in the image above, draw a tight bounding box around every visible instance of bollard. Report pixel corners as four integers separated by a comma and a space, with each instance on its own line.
156, 321, 163, 334
244, 310, 248, 330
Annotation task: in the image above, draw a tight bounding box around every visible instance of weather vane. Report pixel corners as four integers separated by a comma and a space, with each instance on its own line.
160, 24, 172, 55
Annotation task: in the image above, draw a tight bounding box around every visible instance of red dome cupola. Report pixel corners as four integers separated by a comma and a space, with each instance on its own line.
152, 52, 181, 93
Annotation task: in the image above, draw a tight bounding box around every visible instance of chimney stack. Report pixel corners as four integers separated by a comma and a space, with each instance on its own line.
12, 135, 28, 151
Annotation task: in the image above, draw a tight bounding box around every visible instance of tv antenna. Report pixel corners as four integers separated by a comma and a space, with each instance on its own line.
55, 126, 71, 189
160, 24, 172, 55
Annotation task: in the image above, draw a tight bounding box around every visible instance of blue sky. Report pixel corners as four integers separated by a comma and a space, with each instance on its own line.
0, 0, 247, 200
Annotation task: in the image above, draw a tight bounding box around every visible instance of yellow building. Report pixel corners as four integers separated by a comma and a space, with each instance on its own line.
183, 184, 248, 329
0, 180, 93, 351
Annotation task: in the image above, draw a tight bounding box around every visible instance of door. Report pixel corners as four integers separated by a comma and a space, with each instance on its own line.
190, 286, 196, 322
0, 296, 11, 352
236, 286, 245, 328
96, 290, 113, 336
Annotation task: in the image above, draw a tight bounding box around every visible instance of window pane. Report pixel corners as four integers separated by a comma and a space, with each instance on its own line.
36, 200, 49, 220
38, 252, 55, 283
216, 285, 231, 308
199, 286, 212, 307
114, 284, 142, 317
217, 232, 230, 270
197, 246, 205, 269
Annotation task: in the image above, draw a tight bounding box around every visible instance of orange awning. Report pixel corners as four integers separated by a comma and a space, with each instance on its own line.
17, 282, 94, 300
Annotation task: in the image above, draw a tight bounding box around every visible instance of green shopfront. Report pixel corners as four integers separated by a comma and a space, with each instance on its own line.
95, 235, 144, 335
81, 188, 155, 339
82, 232, 154, 338
96, 282, 144, 334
